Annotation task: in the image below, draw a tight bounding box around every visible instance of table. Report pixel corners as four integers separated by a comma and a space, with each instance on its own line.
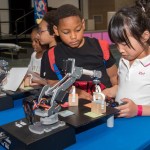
0, 43, 21, 60
0, 99, 150, 150
66, 116, 150, 150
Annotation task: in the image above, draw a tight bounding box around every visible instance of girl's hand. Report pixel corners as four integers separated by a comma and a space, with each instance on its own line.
116, 98, 138, 118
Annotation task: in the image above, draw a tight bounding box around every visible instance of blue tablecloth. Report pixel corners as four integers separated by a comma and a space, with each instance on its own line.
66, 116, 150, 150
1, 99, 150, 150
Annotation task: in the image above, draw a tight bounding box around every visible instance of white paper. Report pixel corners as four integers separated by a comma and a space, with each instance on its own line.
58, 110, 75, 117
2, 67, 28, 91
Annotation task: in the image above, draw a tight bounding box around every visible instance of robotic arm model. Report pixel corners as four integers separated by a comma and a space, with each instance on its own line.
23, 58, 102, 134
0, 60, 8, 96
0, 60, 8, 83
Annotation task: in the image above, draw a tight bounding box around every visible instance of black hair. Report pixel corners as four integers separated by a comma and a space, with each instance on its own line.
42, 10, 56, 35
32, 26, 38, 33
135, 0, 150, 16
108, 4, 150, 48
53, 4, 83, 26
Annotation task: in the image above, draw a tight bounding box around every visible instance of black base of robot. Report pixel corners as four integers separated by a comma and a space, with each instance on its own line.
0, 118, 76, 150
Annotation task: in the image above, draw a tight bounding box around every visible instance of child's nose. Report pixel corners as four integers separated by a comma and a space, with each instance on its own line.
119, 48, 124, 53
70, 32, 77, 39
118, 45, 125, 53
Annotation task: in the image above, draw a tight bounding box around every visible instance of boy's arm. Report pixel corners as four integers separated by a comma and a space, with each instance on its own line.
47, 79, 59, 86
76, 88, 93, 101
106, 64, 118, 86
24, 72, 47, 86
102, 64, 118, 98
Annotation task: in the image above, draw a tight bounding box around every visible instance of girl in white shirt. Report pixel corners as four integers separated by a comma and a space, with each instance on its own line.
108, 0, 150, 118
24, 27, 47, 86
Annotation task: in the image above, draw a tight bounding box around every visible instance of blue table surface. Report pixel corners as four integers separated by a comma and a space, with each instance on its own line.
1, 99, 150, 150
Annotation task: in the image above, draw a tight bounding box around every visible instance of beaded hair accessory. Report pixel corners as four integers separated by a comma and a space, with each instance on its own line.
142, 6, 146, 12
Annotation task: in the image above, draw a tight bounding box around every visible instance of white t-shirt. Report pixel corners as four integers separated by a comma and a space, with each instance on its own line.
28, 52, 41, 74
115, 55, 150, 105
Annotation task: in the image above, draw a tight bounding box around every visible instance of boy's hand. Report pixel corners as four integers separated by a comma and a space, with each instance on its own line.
102, 85, 118, 98
116, 98, 138, 118
76, 88, 93, 101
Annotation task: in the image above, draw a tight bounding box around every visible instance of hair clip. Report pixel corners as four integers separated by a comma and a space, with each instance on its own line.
142, 6, 146, 12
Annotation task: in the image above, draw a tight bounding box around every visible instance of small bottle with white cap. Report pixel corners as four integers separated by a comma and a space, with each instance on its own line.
68, 86, 78, 106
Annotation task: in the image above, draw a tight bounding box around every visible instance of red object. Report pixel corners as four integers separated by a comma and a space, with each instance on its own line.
61, 102, 69, 108
74, 81, 106, 94
98, 40, 110, 61
137, 105, 143, 116
48, 47, 55, 71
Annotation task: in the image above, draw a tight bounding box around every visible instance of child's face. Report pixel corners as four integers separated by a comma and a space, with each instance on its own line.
31, 31, 43, 53
54, 16, 85, 48
38, 20, 54, 45
117, 31, 148, 61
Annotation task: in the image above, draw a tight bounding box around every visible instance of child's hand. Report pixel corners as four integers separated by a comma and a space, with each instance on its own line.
76, 88, 93, 101
116, 98, 138, 118
24, 76, 31, 87
102, 85, 118, 98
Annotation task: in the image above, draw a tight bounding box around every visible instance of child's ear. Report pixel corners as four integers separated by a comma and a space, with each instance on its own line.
141, 30, 150, 42
53, 25, 59, 36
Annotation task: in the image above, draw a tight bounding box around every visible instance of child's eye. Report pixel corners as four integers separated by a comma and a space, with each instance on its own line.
35, 39, 40, 43
116, 43, 127, 49
62, 30, 69, 34
76, 28, 81, 32
121, 43, 127, 46
63, 32, 69, 35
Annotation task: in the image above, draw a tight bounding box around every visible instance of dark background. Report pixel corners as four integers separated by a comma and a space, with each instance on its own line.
9, 0, 34, 34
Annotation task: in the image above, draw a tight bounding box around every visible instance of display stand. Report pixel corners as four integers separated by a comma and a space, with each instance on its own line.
4, 86, 42, 100
0, 95, 13, 111
0, 118, 76, 150
0, 99, 118, 149
59, 99, 118, 130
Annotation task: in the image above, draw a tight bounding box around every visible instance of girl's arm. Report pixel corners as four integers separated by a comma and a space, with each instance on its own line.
116, 98, 150, 118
